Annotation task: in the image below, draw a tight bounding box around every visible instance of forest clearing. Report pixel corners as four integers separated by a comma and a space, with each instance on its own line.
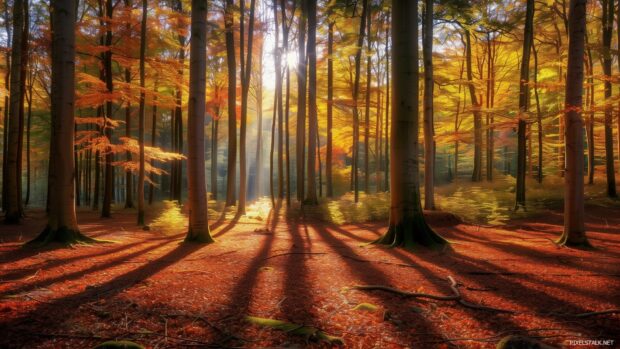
1, 0, 620, 347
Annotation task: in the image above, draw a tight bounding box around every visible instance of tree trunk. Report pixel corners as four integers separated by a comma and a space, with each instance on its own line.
296, 0, 307, 202
225, 0, 237, 207
374, 0, 446, 249
384, 14, 390, 193
238, 0, 257, 216
602, 0, 617, 197
351, 0, 368, 203
185, 0, 213, 243
559, 0, 589, 247
326, 18, 334, 197
25, 64, 34, 206
423, 0, 434, 210
281, 0, 291, 207
124, 67, 134, 208
254, 41, 263, 200
532, 41, 543, 184
29, 0, 94, 245
585, 32, 595, 185
364, 4, 372, 194
148, 80, 158, 205
305, 0, 318, 205
515, 0, 534, 211
275, 0, 284, 201
463, 28, 482, 182
102, 0, 115, 218
4, 0, 25, 223
136, 0, 147, 226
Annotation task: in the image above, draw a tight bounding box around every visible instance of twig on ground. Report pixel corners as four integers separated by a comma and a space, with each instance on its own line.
352, 275, 515, 313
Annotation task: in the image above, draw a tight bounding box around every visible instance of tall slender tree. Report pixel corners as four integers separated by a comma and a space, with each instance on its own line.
101, 0, 115, 218
515, 0, 534, 210
601, 0, 617, 197
29, 0, 94, 245
422, 0, 434, 210
4, 0, 25, 223
559, 0, 589, 247
326, 8, 334, 198
296, 0, 307, 202
238, 0, 257, 215
351, 0, 368, 203
185, 0, 214, 243
374, 0, 446, 249
224, 0, 237, 207
136, 0, 147, 226
305, 0, 318, 205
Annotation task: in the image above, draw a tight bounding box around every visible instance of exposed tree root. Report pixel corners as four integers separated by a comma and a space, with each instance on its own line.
26, 226, 101, 247
352, 275, 515, 313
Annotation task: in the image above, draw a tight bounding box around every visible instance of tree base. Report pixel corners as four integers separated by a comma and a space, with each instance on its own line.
556, 233, 592, 249
184, 230, 215, 244
26, 226, 99, 247
373, 215, 448, 250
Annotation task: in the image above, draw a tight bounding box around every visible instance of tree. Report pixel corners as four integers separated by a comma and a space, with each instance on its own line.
351, 0, 368, 203
101, 0, 115, 218
515, 0, 534, 211
374, 0, 447, 249
4, 0, 26, 223
296, 0, 307, 202
558, 0, 589, 248
305, 0, 318, 205
238, 0, 257, 215
29, 0, 94, 245
326, 7, 334, 198
185, 0, 214, 243
224, 0, 237, 207
137, 0, 147, 226
601, 0, 616, 198
422, 0, 434, 210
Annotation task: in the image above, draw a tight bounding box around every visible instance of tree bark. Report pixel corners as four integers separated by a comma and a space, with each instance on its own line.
364, 4, 371, 194
305, 0, 318, 205
422, 0, 435, 210
238, 0, 257, 215
225, 0, 237, 207
4, 0, 25, 223
559, 0, 589, 247
29, 0, 94, 245
463, 28, 482, 182
102, 0, 115, 218
374, 0, 446, 249
148, 80, 158, 204
351, 0, 368, 203
296, 0, 307, 202
515, 0, 534, 210
326, 16, 334, 197
185, 0, 213, 243
136, 0, 147, 226
124, 66, 134, 208
601, 0, 617, 197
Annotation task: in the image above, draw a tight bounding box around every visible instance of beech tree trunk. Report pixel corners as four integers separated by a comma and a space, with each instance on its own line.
29, 0, 93, 245
351, 0, 368, 203
5, 0, 25, 223
533, 42, 543, 184
225, 0, 237, 207
102, 0, 115, 218
148, 80, 158, 205
559, 0, 589, 247
136, 0, 147, 226
602, 0, 617, 197
296, 0, 307, 202
124, 66, 134, 208
463, 28, 482, 182
364, 4, 371, 194
374, 0, 446, 249
515, 0, 534, 211
281, 0, 291, 206
326, 17, 334, 197
305, 0, 318, 205
238, 0, 257, 215
185, 0, 213, 243
422, 0, 435, 210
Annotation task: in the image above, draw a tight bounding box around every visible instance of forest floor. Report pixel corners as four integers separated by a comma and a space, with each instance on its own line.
0, 203, 618, 348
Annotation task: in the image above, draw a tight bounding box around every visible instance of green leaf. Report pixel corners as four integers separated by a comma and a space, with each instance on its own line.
352, 302, 378, 312
245, 316, 344, 345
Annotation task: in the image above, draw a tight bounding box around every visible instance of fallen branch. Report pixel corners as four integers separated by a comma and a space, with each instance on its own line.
352, 275, 515, 313
573, 309, 620, 318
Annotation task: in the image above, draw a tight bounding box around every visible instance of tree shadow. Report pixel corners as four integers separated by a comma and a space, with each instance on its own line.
0, 240, 207, 348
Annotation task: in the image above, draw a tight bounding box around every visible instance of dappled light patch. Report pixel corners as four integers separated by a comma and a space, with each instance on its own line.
149, 201, 187, 235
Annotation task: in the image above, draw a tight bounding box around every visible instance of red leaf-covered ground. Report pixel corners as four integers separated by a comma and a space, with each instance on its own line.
0, 206, 618, 348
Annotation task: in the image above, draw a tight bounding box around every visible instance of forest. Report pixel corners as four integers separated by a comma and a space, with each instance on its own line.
0, 0, 618, 347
